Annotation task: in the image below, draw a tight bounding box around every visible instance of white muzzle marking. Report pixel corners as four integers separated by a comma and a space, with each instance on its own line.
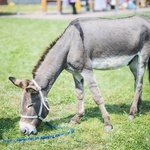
19, 121, 37, 135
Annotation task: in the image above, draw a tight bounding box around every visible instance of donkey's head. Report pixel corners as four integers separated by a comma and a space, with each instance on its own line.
9, 77, 49, 135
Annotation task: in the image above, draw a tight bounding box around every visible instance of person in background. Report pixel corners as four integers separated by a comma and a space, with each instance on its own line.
110, 0, 116, 9
107, 0, 116, 10
69, 0, 77, 14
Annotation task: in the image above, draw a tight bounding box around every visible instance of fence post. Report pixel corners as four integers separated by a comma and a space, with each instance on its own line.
136, 0, 140, 6
89, 0, 94, 11
57, 0, 62, 14
116, 0, 119, 9
41, 0, 47, 12
76, 0, 81, 13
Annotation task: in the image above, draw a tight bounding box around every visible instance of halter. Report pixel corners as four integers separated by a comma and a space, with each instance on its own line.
21, 80, 50, 121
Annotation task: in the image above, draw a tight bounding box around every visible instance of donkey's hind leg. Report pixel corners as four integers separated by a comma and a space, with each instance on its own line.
129, 51, 148, 120
70, 73, 85, 124
81, 69, 113, 131
129, 56, 142, 113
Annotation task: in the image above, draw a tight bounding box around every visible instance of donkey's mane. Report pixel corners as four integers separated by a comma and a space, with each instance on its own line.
32, 36, 61, 77
32, 23, 71, 77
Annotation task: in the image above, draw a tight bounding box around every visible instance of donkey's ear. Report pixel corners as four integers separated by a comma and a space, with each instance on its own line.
9, 77, 31, 89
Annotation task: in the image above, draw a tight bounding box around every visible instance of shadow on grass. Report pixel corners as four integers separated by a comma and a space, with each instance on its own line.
39, 100, 150, 132
0, 101, 145, 134
139, 100, 150, 114
0, 117, 19, 140
0, 101, 149, 140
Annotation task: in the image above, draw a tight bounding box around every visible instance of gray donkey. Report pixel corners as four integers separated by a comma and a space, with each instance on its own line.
9, 15, 150, 135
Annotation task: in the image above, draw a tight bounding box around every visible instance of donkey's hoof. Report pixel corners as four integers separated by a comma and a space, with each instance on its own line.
70, 119, 80, 124
104, 125, 113, 132
70, 120, 77, 124
70, 117, 80, 124
128, 115, 134, 120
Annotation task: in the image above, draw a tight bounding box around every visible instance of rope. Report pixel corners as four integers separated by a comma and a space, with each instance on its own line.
1, 122, 74, 143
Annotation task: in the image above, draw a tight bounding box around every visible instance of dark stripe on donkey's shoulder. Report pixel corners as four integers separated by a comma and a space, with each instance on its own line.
70, 19, 84, 42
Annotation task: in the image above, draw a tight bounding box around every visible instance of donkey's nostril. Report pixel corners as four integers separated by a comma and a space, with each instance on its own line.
22, 127, 29, 135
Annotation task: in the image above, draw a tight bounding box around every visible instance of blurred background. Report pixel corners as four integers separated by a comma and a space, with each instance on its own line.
0, 0, 149, 16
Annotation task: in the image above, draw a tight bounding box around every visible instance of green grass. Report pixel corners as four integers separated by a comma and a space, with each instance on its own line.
0, 17, 150, 150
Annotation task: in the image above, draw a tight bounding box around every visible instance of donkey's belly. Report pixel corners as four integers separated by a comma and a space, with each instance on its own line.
92, 55, 135, 70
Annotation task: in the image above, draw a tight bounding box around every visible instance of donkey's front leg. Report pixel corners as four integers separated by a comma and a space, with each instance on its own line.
70, 74, 85, 124
81, 69, 113, 131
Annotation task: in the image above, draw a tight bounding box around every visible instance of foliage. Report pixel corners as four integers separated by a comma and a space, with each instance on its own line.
0, 17, 150, 150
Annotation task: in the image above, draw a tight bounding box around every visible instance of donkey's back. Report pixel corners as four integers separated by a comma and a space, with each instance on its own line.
67, 15, 150, 70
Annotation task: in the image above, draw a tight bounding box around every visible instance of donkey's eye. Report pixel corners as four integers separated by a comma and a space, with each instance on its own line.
27, 103, 34, 108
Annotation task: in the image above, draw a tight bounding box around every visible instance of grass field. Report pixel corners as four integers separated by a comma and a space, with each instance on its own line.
0, 16, 150, 150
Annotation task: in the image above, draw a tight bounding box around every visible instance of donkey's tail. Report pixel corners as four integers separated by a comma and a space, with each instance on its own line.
148, 56, 150, 83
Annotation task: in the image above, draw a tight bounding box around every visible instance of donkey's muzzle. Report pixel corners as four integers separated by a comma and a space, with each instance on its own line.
19, 121, 37, 135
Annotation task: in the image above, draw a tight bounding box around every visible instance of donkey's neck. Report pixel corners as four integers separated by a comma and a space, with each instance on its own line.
34, 38, 69, 94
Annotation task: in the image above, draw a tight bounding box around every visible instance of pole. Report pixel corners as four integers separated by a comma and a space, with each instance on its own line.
41, 0, 47, 13
89, 0, 94, 11
136, 0, 140, 6
57, 0, 62, 14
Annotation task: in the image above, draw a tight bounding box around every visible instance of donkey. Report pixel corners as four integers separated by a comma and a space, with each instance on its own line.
9, 15, 150, 135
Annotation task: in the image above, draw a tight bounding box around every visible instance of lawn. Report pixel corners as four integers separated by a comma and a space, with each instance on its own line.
0, 16, 150, 150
